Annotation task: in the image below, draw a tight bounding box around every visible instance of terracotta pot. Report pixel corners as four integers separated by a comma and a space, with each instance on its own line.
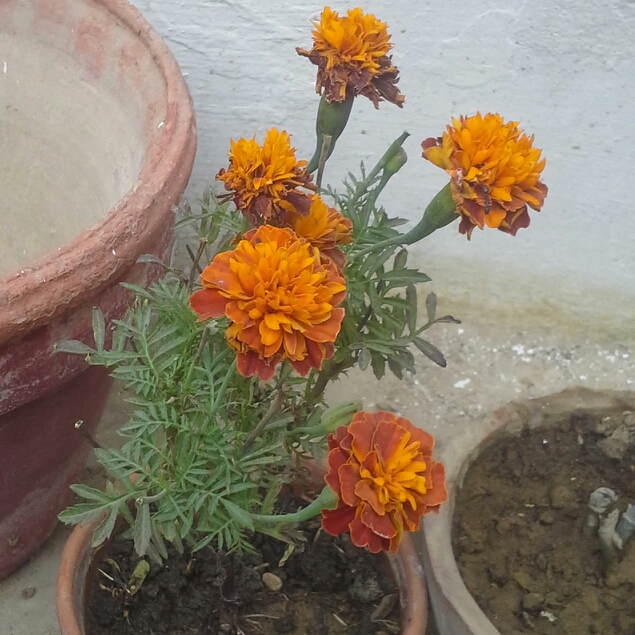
56, 515, 429, 635
419, 387, 635, 635
0, 0, 196, 578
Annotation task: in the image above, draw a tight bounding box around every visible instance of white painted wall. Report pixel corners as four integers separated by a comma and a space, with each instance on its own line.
132, 0, 635, 334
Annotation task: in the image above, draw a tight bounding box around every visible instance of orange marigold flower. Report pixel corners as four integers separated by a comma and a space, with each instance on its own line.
297, 7, 404, 109
422, 113, 548, 239
189, 225, 346, 381
322, 411, 447, 553
216, 128, 315, 226
285, 194, 353, 269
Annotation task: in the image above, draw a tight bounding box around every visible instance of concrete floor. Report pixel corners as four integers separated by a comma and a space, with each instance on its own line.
2, 315, 634, 634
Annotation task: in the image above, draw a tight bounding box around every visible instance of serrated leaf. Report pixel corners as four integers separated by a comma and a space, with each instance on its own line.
172, 530, 184, 554
58, 504, 108, 526
426, 292, 437, 324
151, 520, 169, 560
193, 532, 216, 553
134, 502, 152, 556
144, 543, 163, 565
371, 353, 386, 381
358, 345, 370, 371
413, 338, 447, 368
54, 340, 94, 356
261, 481, 283, 516
393, 249, 407, 270
119, 282, 154, 301
92, 307, 106, 352
70, 483, 111, 503
376, 270, 431, 283
221, 499, 254, 531
387, 357, 403, 380
92, 504, 120, 547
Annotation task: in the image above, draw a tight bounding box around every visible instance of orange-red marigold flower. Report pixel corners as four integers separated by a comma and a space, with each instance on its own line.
285, 194, 353, 268
322, 411, 447, 553
422, 113, 548, 239
216, 128, 315, 226
297, 7, 404, 109
190, 225, 346, 381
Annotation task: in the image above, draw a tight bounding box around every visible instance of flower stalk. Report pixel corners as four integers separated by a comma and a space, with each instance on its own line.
294, 401, 362, 438
250, 486, 338, 525
307, 95, 355, 175
353, 182, 457, 258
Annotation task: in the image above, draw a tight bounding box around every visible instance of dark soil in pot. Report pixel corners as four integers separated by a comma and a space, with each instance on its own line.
88, 516, 400, 635
453, 410, 635, 635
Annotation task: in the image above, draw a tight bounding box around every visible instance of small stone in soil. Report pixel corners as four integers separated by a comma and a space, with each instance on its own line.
539, 511, 555, 525
262, 572, 283, 592
549, 484, 573, 508
512, 571, 538, 593
522, 592, 544, 611
21, 586, 36, 600
487, 559, 509, 586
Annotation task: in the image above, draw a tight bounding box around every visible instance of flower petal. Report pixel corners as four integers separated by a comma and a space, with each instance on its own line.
190, 289, 227, 321
322, 501, 356, 536
361, 502, 398, 539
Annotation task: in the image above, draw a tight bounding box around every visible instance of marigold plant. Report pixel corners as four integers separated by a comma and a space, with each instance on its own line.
322, 411, 447, 553
59, 6, 547, 562
422, 113, 548, 238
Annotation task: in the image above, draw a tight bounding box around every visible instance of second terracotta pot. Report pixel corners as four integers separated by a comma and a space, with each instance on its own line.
0, 0, 196, 578
420, 387, 635, 635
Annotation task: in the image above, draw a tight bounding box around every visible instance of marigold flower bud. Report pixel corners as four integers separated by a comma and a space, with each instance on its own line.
383, 147, 408, 178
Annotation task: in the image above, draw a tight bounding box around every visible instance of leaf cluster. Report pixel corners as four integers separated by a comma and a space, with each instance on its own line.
321, 170, 459, 383
58, 277, 300, 558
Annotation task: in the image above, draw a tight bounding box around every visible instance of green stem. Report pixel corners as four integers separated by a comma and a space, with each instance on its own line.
307, 96, 354, 174
135, 489, 168, 505
182, 326, 210, 396
212, 359, 237, 414
294, 401, 361, 437
242, 387, 286, 451
315, 134, 332, 189
351, 131, 410, 204
352, 182, 456, 259
250, 486, 338, 524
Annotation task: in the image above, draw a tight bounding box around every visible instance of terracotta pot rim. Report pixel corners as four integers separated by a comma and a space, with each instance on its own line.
57, 513, 429, 635
56, 521, 98, 635
0, 0, 197, 348
421, 387, 635, 635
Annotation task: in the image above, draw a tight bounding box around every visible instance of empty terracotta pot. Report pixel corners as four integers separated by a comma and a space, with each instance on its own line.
0, 0, 196, 578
